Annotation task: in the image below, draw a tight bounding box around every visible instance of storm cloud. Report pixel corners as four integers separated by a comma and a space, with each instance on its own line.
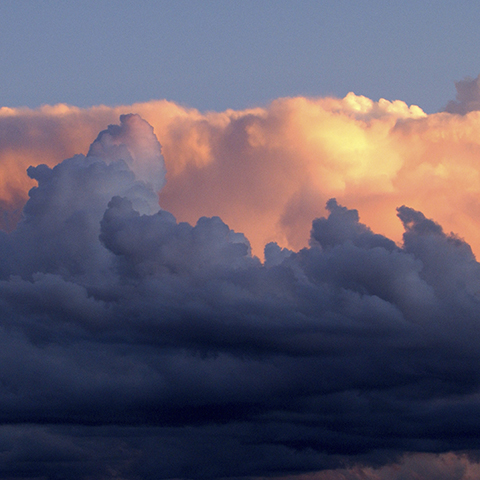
0, 112, 480, 478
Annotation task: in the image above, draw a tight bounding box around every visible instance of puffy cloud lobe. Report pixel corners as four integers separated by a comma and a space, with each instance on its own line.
1, 116, 162, 281
99, 196, 254, 277
0, 104, 118, 231
87, 113, 166, 195
310, 198, 397, 251
1, 116, 480, 478
444, 74, 480, 114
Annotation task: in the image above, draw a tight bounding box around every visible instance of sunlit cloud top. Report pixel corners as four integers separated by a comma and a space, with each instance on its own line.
3, 81, 480, 260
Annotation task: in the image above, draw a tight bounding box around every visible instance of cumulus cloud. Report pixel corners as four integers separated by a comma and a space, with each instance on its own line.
3, 85, 480, 263
444, 74, 480, 114
0, 112, 480, 478
88, 113, 166, 194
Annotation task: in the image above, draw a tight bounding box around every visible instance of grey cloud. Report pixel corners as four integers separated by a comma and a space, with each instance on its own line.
99, 195, 255, 277
444, 74, 480, 114
2, 115, 162, 281
0, 116, 480, 478
88, 113, 166, 197
310, 198, 398, 251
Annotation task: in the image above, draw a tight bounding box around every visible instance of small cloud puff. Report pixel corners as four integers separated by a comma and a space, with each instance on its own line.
444, 74, 480, 114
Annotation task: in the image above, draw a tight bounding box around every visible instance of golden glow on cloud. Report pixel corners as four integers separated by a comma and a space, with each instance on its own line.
3, 94, 480, 259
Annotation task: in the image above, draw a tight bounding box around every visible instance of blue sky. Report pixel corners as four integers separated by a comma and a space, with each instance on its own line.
2, 1, 480, 112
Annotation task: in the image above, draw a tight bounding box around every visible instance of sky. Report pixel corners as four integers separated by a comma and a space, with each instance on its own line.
2, 1, 480, 113
3, 2, 480, 480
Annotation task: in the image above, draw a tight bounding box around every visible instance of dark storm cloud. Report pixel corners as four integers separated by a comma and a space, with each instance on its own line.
1, 114, 480, 479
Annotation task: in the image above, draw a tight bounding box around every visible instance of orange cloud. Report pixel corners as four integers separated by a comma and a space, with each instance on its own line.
264, 452, 480, 480
3, 94, 480, 259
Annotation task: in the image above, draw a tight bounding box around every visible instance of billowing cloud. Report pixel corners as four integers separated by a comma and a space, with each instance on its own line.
444, 74, 480, 114
1, 110, 480, 478
3, 88, 480, 263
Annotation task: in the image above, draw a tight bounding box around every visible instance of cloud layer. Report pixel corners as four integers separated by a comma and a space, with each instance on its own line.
3, 79, 480, 261
1, 106, 480, 478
